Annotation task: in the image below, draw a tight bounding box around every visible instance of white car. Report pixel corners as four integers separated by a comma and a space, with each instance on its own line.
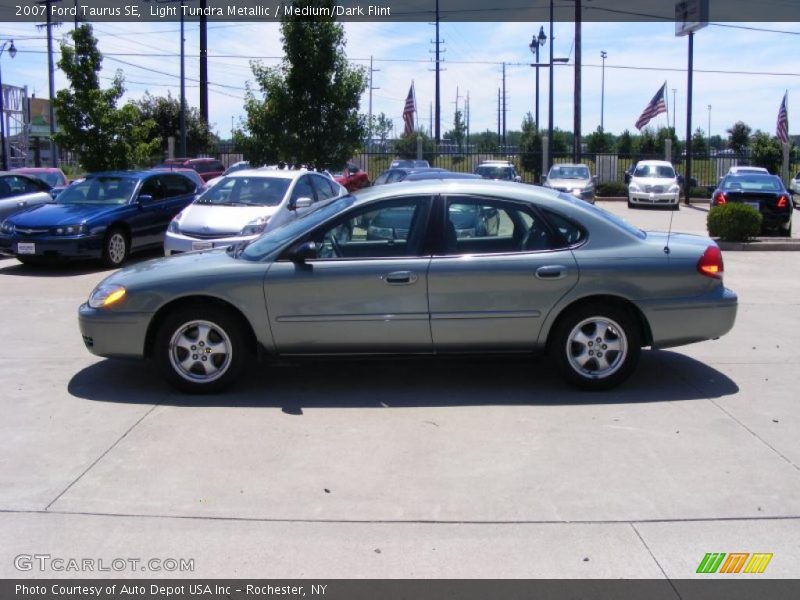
164, 168, 347, 256
791, 171, 800, 194
627, 160, 681, 210
727, 166, 769, 176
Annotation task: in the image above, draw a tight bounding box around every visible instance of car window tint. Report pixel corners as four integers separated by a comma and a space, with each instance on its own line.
140, 176, 168, 200
444, 197, 555, 255
722, 176, 781, 192
373, 172, 389, 186
291, 176, 316, 202
198, 176, 290, 206
541, 209, 586, 248
309, 197, 429, 260
634, 165, 676, 178
59, 177, 137, 205
311, 174, 336, 200
163, 174, 196, 197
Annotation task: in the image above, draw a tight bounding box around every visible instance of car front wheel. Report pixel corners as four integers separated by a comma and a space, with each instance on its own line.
550, 304, 641, 390
102, 227, 129, 268
154, 306, 249, 393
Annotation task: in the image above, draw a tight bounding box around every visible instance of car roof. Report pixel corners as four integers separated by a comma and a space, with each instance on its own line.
83, 170, 151, 179
551, 163, 589, 169
225, 168, 319, 180
635, 160, 673, 167
13, 167, 62, 172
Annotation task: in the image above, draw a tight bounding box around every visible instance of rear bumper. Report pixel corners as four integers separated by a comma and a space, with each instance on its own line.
642, 286, 738, 349
78, 303, 151, 359
0, 233, 104, 260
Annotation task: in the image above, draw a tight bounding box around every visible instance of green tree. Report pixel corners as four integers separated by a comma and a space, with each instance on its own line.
750, 131, 782, 173
691, 127, 708, 155
656, 126, 682, 159
392, 129, 438, 162
131, 92, 216, 156
585, 126, 615, 153
551, 128, 571, 155
53, 24, 160, 171
473, 130, 499, 153
638, 128, 659, 155
518, 113, 542, 177
727, 121, 752, 153
617, 129, 636, 158
367, 112, 393, 148
444, 110, 466, 153
235, 0, 367, 168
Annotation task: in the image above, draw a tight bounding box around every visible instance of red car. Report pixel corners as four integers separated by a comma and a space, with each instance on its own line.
332, 163, 369, 192
155, 158, 225, 183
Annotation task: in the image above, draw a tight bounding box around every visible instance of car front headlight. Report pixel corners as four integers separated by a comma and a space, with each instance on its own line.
629, 182, 641, 192
240, 217, 269, 236
168, 210, 185, 233
669, 184, 680, 193
88, 284, 127, 309
0, 220, 14, 234
52, 224, 88, 236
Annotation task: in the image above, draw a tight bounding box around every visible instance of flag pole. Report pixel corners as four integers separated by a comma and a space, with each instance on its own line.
782, 90, 790, 186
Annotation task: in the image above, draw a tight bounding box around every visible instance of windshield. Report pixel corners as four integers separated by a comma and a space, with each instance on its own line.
241, 196, 356, 261
549, 166, 590, 180
634, 165, 676, 179
23, 172, 61, 187
196, 176, 290, 206
722, 175, 782, 192
476, 165, 515, 180
57, 176, 137, 205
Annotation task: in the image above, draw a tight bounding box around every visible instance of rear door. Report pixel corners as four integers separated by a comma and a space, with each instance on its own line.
428, 195, 580, 350
264, 195, 433, 353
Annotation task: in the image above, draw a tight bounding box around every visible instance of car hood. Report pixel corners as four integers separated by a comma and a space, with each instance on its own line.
546, 178, 592, 189
178, 203, 280, 233
7, 202, 123, 226
630, 177, 677, 187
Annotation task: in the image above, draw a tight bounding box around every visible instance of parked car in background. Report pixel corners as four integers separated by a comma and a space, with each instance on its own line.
332, 163, 370, 192
623, 164, 636, 184
543, 164, 596, 203
0, 170, 199, 266
390, 159, 430, 168
224, 161, 251, 175
151, 167, 207, 193
627, 160, 681, 210
403, 171, 482, 182
711, 173, 793, 236
78, 179, 737, 394
155, 158, 226, 182
164, 168, 347, 256
475, 161, 521, 182
790, 171, 800, 195
14, 167, 69, 198
0, 171, 54, 220
727, 166, 769, 176
373, 167, 448, 186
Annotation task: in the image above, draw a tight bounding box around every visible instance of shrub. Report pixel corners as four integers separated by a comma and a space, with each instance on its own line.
595, 181, 628, 197
707, 203, 762, 242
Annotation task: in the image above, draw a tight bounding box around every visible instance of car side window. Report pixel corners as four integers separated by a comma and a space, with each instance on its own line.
139, 176, 168, 200
310, 174, 336, 201
443, 196, 555, 255
373, 172, 389, 186
290, 176, 316, 203
541, 209, 586, 248
163, 174, 196, 197
304, 196, 430, 260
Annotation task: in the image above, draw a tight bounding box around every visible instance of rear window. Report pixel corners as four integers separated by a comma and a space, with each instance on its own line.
476, 165, 516, 180
722, 176, 782, 192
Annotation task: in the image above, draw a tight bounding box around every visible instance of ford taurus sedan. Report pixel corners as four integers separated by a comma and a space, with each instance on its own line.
78, 180, 737, 393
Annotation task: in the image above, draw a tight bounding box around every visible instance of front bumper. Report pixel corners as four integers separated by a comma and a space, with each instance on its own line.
163, 231, 256, 256
629, 191, 680, 206
0, 233, 104, 260
78, 303, 151, 359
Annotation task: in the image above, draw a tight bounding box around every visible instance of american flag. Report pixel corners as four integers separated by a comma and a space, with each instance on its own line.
403, 83, 416, 136
635, 83, 668, 130
776, 92, 789, 144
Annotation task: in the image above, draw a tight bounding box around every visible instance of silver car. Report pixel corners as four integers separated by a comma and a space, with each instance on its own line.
163, 168, 346, 255
0, 172, 53, 221
543, 164, 596, 203
79, 180, 737, 394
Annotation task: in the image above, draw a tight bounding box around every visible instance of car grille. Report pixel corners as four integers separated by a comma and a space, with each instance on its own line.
14, 227, 50, 236
644, 185, 666, 193
181, 230, 239, 239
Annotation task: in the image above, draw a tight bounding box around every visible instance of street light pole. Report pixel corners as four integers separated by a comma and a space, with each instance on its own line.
547, 0, 554, 172
529, 26, 546, 130
179, 0, 187, 157
600, 50, 607, 131
0, 39, 18, 171
707, 104, 711, 151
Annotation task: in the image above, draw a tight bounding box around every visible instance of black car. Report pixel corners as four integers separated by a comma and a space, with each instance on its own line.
711, 174, 793, 236
389, 159, 430, 169
372, 167, 444, 186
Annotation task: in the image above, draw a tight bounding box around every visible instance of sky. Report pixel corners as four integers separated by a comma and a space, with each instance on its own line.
1, 19, 798, 142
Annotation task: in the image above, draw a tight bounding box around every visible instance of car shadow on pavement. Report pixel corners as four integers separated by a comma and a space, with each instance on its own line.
0, 249, 163, 278
67, 349, 738, 410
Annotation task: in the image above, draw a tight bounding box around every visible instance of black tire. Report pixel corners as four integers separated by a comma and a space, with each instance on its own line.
780, 223, 792, 237
627, 198, 635, 209
671, 203, 680, 211
154, 305, 250, 394
549, 303, 642, 391
102, 227, 129, 268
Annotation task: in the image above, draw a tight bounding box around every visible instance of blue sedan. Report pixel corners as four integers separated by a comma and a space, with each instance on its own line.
0, 170, 198, 267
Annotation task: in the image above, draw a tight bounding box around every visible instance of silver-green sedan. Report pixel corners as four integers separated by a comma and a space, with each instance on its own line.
78, 180, 737, 393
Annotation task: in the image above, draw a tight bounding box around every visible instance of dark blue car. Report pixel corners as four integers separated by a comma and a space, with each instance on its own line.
0, 170, 198, 267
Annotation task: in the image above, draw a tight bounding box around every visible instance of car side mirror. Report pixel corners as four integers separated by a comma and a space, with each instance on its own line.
592, 175, 599, 183
292, 197, 313, 210
676, 175, 684, 185
287, 241, 317, 263
137, 194, 154, 205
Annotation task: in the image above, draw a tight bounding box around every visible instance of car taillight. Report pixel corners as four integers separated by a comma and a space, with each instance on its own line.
697, 246, 724, 279
712, 191, 727, 205
777, 195, 789, 208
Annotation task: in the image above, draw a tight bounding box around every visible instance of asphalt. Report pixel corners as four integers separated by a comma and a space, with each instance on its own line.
0, 203, 798, 579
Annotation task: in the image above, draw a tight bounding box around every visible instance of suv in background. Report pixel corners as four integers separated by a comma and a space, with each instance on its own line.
157, 158, 225, 182
627, 160, 681, 210
475, 161, 521, 182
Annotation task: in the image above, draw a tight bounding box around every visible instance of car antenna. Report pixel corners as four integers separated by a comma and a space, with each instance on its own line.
664, 205, 675, 255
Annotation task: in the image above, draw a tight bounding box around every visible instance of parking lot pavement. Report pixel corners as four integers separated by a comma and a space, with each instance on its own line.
1, 209, 799, 578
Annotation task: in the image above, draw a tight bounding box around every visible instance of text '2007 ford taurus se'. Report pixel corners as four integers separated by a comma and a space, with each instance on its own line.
78, 180, 737, 393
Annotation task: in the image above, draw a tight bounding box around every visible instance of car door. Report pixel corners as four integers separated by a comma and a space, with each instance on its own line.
427, 195, 580, 350
128, 175, 170, 249
264, 195, 434, 354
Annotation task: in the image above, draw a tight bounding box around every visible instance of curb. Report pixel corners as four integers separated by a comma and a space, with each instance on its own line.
717, 239, 800, 251
596, 197, 709, 204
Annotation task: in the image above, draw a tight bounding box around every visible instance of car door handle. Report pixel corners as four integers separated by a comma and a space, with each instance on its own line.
17, 201, 26, 207
382, 271, 418, 285
536, 265, 567, 279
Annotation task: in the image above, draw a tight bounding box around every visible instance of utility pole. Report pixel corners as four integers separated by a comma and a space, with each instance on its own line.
547, 0, 554, 172
502, 62, 507, 147
367, 55, 380, 150
684, 32, 694, 205
429, 102, 433, 137
466, 91, 470, 149
497, 88, 501, 143
600, 50, 607, 131
37, 0, 60, 167
573, 0, 582, 162
430, 0, 443, 143
672, 88, 677, 131
179, 0, 187, 157
199, 0, 208, 125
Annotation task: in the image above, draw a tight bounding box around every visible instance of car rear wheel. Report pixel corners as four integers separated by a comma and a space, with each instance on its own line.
154, 306, 249, 394
550, 304, 641, 390
102, 228, 129, 268
627, 198, 635, 209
